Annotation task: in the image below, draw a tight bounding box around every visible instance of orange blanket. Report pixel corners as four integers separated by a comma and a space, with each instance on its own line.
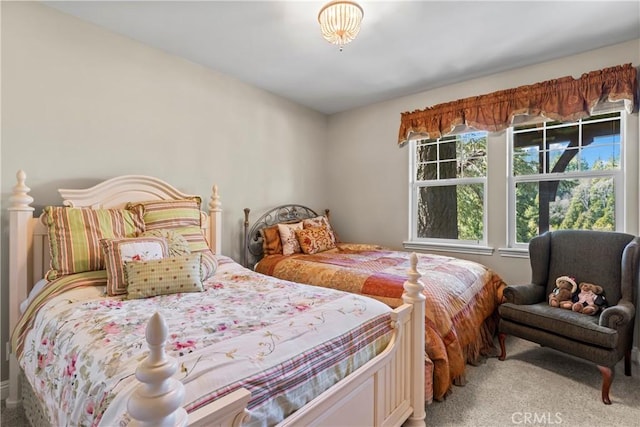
256, 244, 506, 401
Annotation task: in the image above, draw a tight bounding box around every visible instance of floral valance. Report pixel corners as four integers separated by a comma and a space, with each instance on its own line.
398, 63, 638, 146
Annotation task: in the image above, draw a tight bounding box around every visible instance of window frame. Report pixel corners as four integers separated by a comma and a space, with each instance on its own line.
405, 133, 492, 255
506, 112, 626, 249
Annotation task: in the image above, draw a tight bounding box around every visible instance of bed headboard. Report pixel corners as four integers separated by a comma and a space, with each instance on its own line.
7, 170, 222, 406
243, 205, 323, 269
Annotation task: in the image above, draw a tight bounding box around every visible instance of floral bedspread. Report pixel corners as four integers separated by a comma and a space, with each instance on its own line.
256, 244, 506, 401
15, 256, 393, 426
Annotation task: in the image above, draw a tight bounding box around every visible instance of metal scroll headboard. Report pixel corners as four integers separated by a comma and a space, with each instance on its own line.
243, 204, 321, 269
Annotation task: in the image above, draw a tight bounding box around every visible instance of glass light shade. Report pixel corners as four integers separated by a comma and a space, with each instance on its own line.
318, 1, 364, 48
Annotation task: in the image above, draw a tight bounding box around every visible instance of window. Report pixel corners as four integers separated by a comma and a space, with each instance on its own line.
408, 132, 488, 246
508, 112, 623, 246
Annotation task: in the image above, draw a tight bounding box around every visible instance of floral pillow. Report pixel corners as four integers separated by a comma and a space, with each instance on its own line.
125, 253, 203, 300
277, 222, 303, 256
302, 216, 337, 244
295, 225, 336, 254
100, 237, 169, 296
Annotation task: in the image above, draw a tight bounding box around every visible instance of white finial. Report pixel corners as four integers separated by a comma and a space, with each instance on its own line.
403, 253, 425, 304
9, 170, 34, 211
128, 312, 187, 427
209, 184, 221, 211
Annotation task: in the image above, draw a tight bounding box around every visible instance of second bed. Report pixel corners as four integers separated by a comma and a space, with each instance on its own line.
245, 206, 507, 402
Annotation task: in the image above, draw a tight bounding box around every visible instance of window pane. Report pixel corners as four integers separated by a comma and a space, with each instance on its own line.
581, 144, 620, 170
439, 139, 457, 161
548, 144, 579, 172
461, 155, 487, 178
417, 162, 437, 180
513, 145, 541, 176
417, 183, 483, 240
417, 143, 437, 162
439, 160, 457, 179
515, 177, 615, 244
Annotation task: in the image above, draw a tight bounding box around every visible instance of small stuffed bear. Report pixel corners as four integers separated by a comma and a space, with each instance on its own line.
548, 276, 577, 309
572, 282, 607, 315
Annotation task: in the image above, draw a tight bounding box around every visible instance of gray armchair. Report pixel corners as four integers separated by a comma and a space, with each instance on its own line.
498, 230, 639, 404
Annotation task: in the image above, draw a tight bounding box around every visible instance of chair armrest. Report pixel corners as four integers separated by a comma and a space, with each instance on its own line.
503, 284, 546, 305
599, 301, 635, 330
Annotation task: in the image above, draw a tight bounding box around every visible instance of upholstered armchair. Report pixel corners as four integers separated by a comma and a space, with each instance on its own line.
498, 230, 639, 404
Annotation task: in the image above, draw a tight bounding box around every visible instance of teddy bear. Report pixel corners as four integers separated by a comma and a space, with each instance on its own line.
572, 282, 607, 315
548, 276, 577, 309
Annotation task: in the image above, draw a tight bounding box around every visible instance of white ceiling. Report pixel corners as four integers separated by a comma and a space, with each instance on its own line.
43, 1, 640, 115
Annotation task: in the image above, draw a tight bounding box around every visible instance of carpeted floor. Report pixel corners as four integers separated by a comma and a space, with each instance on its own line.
425, 336, 640, 427
2, 336, 638, 426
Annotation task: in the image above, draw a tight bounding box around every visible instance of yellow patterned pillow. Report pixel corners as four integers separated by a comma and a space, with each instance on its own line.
125, 253, 203, 299
295, 225, 336, 255
302, 216, 337, 244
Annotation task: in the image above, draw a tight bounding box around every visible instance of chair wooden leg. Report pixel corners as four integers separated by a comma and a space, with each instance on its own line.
498, 333, 507, 361
624, 350, 631, 376
597, 365, 613, 405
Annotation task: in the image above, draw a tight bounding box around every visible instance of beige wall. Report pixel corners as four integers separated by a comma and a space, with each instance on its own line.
1, 2, 328, 381
325, 39, 640, 287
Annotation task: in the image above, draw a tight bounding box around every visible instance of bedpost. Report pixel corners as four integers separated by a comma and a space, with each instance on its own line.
208, 184, 222, 255
7, 170, 35, 408
128, 312, 187, 427
402, 253, 426, 427
243, 208, 250, 267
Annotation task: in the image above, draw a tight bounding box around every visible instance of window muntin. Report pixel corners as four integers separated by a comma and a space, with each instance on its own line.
410, 132, 488, 244
509, 112, 622, 245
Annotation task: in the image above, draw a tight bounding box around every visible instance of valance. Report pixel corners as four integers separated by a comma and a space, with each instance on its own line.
398, 63, 638, 146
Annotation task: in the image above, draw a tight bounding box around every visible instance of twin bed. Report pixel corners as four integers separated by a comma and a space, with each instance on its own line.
7, 171, 426, 426
244, 206, 507, 402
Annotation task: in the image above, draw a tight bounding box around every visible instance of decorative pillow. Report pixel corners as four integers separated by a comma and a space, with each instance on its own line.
142, 229, 191, 257
101, 237, 169, 296
302, 216, 337, 244
125, 253, 204, 300
296, 225, 337, 255
43, 206, 146, 280
127, 198, 202, 229
278, 222, 303, 256
261, 225, 283, 255
127, 199, 217, 280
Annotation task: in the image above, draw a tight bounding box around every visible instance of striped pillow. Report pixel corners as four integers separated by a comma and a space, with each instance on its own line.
101, 237, 169, 296
44, 207, 146, 280
125, 253, 203, 300
126, 199, 217, 279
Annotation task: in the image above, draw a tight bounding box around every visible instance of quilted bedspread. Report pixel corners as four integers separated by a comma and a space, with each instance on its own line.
256, 244, 507, 401
13, 256, 393, 427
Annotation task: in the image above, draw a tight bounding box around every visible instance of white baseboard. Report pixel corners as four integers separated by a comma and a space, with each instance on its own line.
1, 380, 8, 401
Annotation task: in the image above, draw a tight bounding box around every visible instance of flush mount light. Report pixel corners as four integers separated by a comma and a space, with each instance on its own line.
318, 1, 364, 51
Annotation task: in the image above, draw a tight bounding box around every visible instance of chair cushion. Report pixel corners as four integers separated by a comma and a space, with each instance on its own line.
499, 302, 618, 349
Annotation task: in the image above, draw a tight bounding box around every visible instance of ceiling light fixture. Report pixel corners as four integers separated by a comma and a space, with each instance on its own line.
318, 0, 364, 51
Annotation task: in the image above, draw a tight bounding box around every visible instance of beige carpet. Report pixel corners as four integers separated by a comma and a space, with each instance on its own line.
2, 336, 639, 426
426, 336, 640, 427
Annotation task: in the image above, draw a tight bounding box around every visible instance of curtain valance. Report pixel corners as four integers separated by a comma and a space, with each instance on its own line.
398, 63, 638, 146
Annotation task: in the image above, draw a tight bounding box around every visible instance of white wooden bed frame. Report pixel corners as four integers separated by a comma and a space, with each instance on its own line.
7, 170, 426, 427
